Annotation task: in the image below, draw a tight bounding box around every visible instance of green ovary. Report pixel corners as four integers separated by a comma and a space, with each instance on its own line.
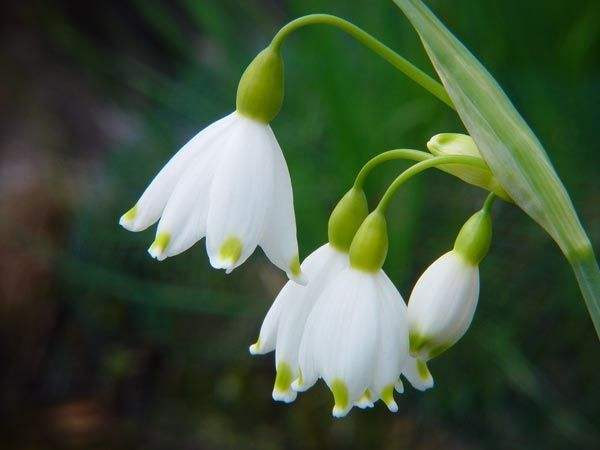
331, 379, 349, 411
219, 237, 243, 264
274, 362, 294, 393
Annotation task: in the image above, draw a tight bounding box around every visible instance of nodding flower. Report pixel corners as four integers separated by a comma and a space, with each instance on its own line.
120, 48, 304, 283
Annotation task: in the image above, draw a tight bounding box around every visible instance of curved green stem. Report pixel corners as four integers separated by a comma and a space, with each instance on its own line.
375, 155, 487, 213
482, 192, 497, 214
353, 149, 433, 189
270, 14, 454, 109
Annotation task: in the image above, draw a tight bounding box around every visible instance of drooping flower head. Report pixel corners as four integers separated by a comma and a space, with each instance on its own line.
119, 47, 304, 282
248, 188, 368, 402
249, 189, 433, 411
408, 205, 493, 360
295, 210, 414, 417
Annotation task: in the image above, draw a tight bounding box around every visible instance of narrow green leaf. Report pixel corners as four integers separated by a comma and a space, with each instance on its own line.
392, 0, 600, 336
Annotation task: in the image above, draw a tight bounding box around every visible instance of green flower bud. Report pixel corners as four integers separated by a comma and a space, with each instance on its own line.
349, 211, 389, 272
328, 187, 369, 252
427, 133, 511, 201
236, 47, 284, 123
453, 208, 493, 265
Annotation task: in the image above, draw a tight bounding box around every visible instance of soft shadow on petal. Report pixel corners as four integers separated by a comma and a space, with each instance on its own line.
307, 269, 379, 411
401, 357, 434, 391
120, 112, 236, 231
206, 114, 275, 272
259, 126, 301, 282
148, 136, 224, 260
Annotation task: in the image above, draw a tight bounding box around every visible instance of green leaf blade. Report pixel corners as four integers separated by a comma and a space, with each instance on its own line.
392, 0, 600, 335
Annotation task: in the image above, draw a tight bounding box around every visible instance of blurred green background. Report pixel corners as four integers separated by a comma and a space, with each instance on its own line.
1, 0, 598, 448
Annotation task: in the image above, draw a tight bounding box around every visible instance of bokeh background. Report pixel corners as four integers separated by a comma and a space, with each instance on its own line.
1, 0, 598, 448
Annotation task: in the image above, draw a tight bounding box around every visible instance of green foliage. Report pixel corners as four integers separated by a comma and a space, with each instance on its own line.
16, 0, 599, 449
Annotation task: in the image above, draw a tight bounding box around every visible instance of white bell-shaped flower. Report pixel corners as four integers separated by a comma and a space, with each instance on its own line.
249, 243, 349, 402
294, 211, 410, 417
295, 267, 409, 417
407, 250, 479, 360
119, 111, 302, 281
407, 207, 493, 360
119, 47, 302, 280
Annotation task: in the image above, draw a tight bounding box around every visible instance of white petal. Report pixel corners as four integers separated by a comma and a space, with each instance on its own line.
148, 136, 224, 260
274, 245, 348, 378
120, 112, 236, 231
206, 114, 275, 273
402, 357, 434, 391
369, 272, 409, 409
354, 390, 375, 409
259, 127, 301, 282
301, 268, 379, 415
249, 244, 343, 358
407, 250, 479, 359
249, 281, 296, 356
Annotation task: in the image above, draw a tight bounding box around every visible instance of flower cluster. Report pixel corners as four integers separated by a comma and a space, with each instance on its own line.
120, 31, 496, 418
250, 199, 491, 417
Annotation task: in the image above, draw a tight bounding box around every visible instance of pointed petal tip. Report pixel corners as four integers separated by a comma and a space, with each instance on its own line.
147, 245, 165, 261
248, 341, 263, 355
286, 255, 307, 285
420, 377, 435, 391
332, 405, 351, 418
288, 270, 308, 286
291, 378, 308, 393
395, 380, 405, 394
212, 237, 242, 274
147, 232, 171, 261
119, 205, 138, 230
119, 215, 131, 229
384, 400, 399, 413
355, 398, 374, 409
209, 256, 236, 273
272, 388, 297, 404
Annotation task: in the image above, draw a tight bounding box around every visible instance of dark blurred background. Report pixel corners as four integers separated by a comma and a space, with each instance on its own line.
1, 0, 598, 449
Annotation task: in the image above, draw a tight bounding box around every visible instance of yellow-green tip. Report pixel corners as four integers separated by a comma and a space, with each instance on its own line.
381, 385, 398, 412
272, 362, 297, 403
355, 389, 374, 409
287, 254, 306, 285
248, 338, 261, 355
410, 331, 450, 360
331, 379, 350, 418
148, 232, 171, 260
417, 360, 431, 380
218, 237, 243, 272
119, 205, 138, 228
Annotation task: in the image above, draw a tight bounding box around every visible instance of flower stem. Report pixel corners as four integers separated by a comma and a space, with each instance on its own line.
375, 155, 487, 213
353, 149, 433, 189
270, 14, 454, 109
482, 192, 497, 214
